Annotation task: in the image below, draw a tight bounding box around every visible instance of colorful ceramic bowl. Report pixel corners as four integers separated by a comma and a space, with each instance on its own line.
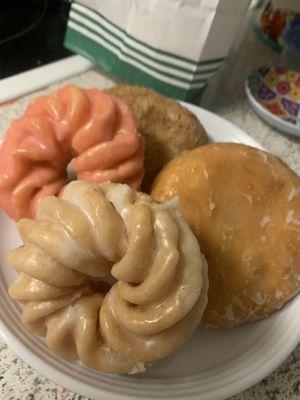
254, 1, 300, 52
245, 66, 300, 136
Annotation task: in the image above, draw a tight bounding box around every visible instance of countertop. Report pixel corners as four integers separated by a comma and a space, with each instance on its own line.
0, 8, 299, 400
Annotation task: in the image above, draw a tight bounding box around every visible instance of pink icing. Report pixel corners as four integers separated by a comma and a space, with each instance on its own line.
0, 85, 144, 220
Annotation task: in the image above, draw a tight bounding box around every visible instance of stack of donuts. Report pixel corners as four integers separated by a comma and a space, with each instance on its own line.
1, 84, 299, 374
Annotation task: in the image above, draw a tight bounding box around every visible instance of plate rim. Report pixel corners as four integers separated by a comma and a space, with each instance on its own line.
182, 101, 265, 149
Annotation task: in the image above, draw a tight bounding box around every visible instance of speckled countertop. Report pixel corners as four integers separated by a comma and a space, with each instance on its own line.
0, 8, 299, 400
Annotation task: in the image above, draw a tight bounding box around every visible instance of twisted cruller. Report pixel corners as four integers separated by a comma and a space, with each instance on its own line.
7, 181, 208, 374
0, 85, 144, 221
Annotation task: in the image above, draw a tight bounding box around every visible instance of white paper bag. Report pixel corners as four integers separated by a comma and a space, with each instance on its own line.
65, 0, 251, 102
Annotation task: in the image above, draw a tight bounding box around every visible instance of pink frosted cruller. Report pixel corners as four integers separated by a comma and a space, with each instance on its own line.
0, 85, 145, 220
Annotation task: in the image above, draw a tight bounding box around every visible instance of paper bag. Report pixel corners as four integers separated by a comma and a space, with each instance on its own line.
65, 0, 251, 102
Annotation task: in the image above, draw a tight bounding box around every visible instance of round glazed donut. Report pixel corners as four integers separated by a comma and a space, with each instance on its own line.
7, 181, 208, 373
0, 85, 144, 220
151, 143, 300, 327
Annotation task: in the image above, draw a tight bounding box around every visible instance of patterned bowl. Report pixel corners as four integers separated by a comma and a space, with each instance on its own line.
245, 66, 300, 137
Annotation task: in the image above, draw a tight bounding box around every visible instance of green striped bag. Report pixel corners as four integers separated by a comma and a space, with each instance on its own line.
65, 0, 250, 103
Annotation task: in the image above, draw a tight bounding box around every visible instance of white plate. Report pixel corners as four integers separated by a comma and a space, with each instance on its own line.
0, 104, 299, 400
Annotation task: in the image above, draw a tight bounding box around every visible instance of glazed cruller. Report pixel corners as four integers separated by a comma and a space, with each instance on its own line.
7, 181, 208, 374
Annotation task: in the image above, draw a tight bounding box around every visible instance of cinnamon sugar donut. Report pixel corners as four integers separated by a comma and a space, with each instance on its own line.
0, 85, 144, 220
105, 85, 207, 192
7, 181, 208, 373
151, 143, 300, 327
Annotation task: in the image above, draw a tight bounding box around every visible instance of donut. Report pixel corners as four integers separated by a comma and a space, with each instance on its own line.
105, 85, 207, 192
0, 85, 144, 221
151, 143, 300, 327
7, 181, 208, 373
